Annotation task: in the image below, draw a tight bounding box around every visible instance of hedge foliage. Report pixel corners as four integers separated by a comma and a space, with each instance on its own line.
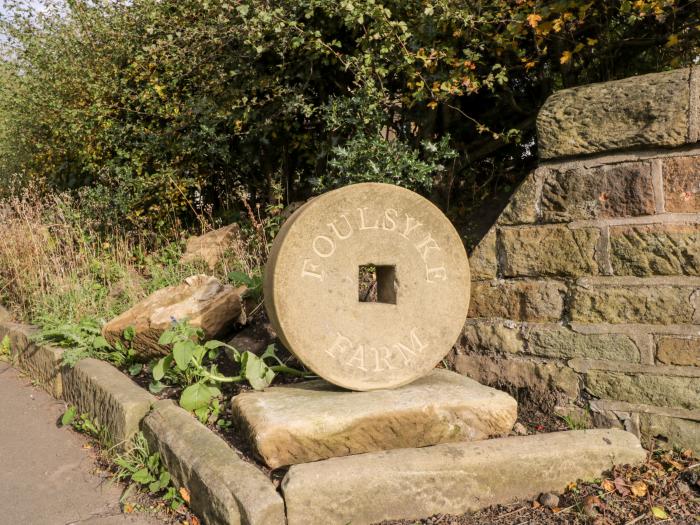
1, 0, 698, 229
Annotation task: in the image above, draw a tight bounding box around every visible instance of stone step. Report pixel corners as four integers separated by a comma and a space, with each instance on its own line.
281, 428, 646, 525
231, 369, 517, 468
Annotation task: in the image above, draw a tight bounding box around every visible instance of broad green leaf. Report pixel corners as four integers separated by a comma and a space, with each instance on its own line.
152, 357, 168, 381
179, 382, 214, 411
61, 406, 77, 426
132, 468, 154, 485
173, 340, 195, 370
128, 363, 143, 376
651, 507, 668, 519
241, 351, 275, 390
204, 340, 225, 349
158, 330, 176, 346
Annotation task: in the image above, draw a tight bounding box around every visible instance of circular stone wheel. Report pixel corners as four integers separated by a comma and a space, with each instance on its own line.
264, 183, 470, 391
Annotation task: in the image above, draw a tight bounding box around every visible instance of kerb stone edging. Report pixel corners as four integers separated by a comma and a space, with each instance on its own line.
1, 318, 284, 525
282, 428, 646, 525
143, 400, 286, 525
0, 321, 63, 398
62, 358, 156, 449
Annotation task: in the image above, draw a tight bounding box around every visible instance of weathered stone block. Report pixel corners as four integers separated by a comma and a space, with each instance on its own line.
662, 156, 700, 213
657, 336, 700, 367
525, 326, 640, 362
458, 320, 524, 355
143, 400, 285, 525
468, 227, 498, 280
538, 68, 691, 159
281, 429, 645, 525
541, 162, 655, 222
62, 358, 155, 448
468, 280, 565, 322
610, 224, 700, 276
103, 275, 246, 359
181, 223, 240, 270
231, 369, 517, 469
570, 284, 696, 324
0, 322, 63, 398
498, 170, 541, 225
500, 226, 600, 277
454, 353, 579, 399
585, 371, 700, 410
639, 414, 700, 452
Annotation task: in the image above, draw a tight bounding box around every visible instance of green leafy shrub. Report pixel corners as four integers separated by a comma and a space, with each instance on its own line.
2, 0, 696, 229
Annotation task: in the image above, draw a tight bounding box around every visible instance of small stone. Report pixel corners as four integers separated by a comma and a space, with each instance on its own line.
181, 224, 240, 270
103, 275, 246, 358
232, 369, 517, 468
539, 492, 560, 509
265, 183, 471, 391
513, 422, 528, 435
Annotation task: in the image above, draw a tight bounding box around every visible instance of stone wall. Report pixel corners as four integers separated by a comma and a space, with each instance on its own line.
456, 67, 700, 450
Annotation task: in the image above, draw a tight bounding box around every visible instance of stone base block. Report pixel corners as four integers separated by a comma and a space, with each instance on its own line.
281, 429, 646, 525
231, 369, 517, 468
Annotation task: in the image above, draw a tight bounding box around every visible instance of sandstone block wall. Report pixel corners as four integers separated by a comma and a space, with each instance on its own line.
457, 66, 700, 451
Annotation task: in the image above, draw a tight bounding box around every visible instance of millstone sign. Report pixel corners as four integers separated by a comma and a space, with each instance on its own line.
265, 183, 470, 391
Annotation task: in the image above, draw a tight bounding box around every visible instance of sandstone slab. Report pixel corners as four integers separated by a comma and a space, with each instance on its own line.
0, 322, 63, 398
541, 162, 655, 222
103, 275, 246, 358
181, 224, 240, 270
498, 170, 541, 225
610, 224, 700, 276
458, 320, 524, 355
62, 358, 155, 449
468, 280, 565, 322
264, 183, 470, 391
453, 353, 580, 399
525, 326, 640, 362
143, 400, 285, 525
468, 227, 497, 280
538, 68, 692, 159
662, 155, 700, 213
281, 429, 646, 525
570, 284, 696, 324
231, 369, 517, 468
500, 226, 600, 277
584, 371, 700, 410
657, 336, 700, 367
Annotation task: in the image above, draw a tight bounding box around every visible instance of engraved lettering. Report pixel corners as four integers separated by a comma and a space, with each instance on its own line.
414, 233, 441, 262
312, 235, 336, 258
326, 333, 353, 359
393, 328, 428, 365
327, 214, 354, 240
373, 346, 399, 372
426, 265, 448, 283
400, 214, 422, 239
345, 345, 368, 371
358, 207, 379, 230
381, 208, 398, 231
301, 259, 324, 281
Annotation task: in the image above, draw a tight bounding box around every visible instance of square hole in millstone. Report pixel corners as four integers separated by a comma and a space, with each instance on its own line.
358, 264, 397, 304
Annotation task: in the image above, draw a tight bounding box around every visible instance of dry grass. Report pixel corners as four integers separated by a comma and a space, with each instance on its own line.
0, 187, 273, 325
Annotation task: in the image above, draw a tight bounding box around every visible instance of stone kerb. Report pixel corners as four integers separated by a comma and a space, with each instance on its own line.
264, 182, 471, 391
461, 66, 700, 452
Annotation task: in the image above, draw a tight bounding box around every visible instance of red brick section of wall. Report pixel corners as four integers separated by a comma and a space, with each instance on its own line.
456, 66, 700, 451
